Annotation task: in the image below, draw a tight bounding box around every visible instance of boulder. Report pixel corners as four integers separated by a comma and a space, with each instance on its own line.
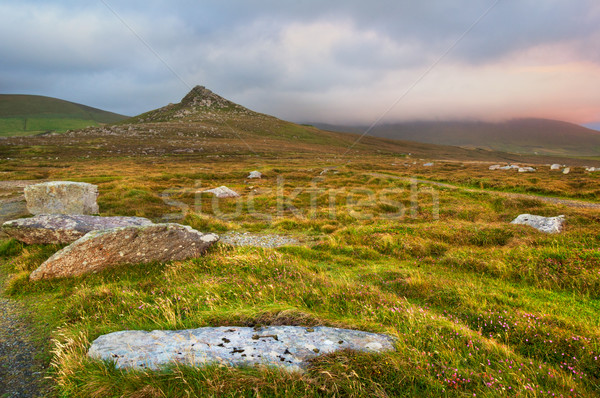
2, 215, 153, 244
29, 224, 218, 280
550, 164, 562, 170
510, 214, 565, 234
202, 186, 240, 198
423, 162, 434, 167
562, 167, 570, 175
88, 326, 396, 372
488, 165, 501, 170
247, 171, 262, 179
24, 181, 98, 215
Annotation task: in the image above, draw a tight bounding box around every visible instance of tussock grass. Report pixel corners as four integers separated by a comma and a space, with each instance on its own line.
0, 156, 599, 396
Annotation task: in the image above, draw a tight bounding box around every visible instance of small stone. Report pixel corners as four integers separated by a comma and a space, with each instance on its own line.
511, 214, 565, 234
201, 186, 240, 198
247, 171, 262, 179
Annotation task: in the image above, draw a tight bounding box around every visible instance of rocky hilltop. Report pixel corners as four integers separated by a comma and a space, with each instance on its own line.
131, 85, 255, 123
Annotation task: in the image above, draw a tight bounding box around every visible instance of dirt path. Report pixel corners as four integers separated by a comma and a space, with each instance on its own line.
367, 172, 600, 210
0, 272, 49, 398
0, 180, 50, 397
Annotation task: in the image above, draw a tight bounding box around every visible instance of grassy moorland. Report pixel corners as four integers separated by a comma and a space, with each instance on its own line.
0, 154, 599, 397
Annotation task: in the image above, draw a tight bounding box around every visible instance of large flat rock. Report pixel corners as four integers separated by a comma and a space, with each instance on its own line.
24, 181, 99, 215
2, 214, 153, 244
88, 326, 396, 372
511, 214, 565, 233
29, 224, 218, 280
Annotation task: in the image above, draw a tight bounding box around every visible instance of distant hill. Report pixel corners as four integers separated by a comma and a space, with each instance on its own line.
313, 119, 600, 157
0, 94, 128, 136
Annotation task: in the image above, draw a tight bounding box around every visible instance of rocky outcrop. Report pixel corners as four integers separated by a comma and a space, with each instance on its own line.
202, 186, 240, 198
24, 181, 98, 215
88, 326, 396, 372
2, 215, 153, 245
511, 214, 565, 234
29, 224, 218, 280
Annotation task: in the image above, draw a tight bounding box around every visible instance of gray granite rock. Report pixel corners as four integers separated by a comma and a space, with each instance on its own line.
247, 171, 262, 179
511, 214, 565, 234
29, 224, 218, 280
2, 214, 153, 244
88, 326, 396, 372
220, 232, 300, 248
24, 181, 98, 215
518, 167, 536, 173
202, 186, 240, 198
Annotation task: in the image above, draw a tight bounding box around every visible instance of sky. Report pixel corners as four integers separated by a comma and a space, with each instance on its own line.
1, 0, 600, 128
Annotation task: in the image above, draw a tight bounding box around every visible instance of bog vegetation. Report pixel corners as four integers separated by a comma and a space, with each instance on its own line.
1, 154, 599, 397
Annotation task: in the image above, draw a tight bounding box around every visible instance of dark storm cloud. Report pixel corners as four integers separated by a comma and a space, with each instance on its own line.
0, 0, 599, 123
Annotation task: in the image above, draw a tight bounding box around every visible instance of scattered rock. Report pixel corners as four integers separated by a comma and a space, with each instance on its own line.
510, 214, 565, 234
562, 167, 570, 175
518, 167, 536, 173
585, 167, 598, 172
247, 171, 262, 179
319, 168, 338, 175
2, 214, 153, 245
489, 165, 501, 170
88, 326, 396, 372
550, 164, 562, 170
220, 232, 300, 248
29, 224, 219, 280
423, 162, 434, 167
202, 186, 240, 198
24, 181, 98, 215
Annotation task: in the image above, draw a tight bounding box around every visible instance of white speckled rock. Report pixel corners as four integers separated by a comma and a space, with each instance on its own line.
202, 186, 240, 198
2, 214, 153, 244
29, 224, 218, 280
88, 326, 396, 372
511, 214, 565, 234
247, 171, 262, 179
24, 181, 98, 215
518, 167, 536, 173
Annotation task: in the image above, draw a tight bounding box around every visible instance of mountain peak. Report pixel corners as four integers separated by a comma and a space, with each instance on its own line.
180, 85, 238, 109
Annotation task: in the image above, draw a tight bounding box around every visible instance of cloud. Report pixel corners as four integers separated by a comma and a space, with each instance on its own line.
0, 0, 599, 124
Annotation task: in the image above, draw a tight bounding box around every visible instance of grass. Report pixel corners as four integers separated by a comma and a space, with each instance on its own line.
0, 155, 599, 397
0, 94, 127, 136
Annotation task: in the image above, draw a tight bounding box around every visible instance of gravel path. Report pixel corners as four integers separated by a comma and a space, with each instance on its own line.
368, 173, 600, 210
0, 272, 49, 398
219, 232, 301, 248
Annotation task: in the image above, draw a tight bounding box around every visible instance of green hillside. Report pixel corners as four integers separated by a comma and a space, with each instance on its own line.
0, 94, 128, 136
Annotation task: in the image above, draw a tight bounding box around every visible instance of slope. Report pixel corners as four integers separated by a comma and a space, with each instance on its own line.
315, 119, 600, 157
0, 94, 128, 136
